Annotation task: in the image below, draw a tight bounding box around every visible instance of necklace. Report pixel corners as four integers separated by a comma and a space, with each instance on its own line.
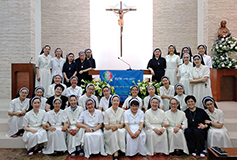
189, 110, 196, 122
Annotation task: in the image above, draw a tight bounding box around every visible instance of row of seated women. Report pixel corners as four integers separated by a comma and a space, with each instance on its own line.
7, 85, 232, 158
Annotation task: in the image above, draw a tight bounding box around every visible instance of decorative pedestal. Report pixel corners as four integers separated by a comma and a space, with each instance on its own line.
210, 69, 237, 102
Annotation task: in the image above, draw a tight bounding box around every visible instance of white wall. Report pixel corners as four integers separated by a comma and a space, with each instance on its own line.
90, 0, 153, 70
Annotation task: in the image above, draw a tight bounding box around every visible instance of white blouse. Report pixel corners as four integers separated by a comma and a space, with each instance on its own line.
23, 109, 46, 129
51, 57, 66, 77
77, 109, 103, 128
42, 109, 65, 126
66, 86, 83, 97
124, 109, 144, 124
78, 94, 99, 110
8, 97, 30, 112
104, 107, 124, 125
99, 95, 112, 111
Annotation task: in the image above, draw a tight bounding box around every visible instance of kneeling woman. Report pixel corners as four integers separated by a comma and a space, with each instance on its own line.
76, 98, 107, 158
184, 95, 211, 158
104, 95, 126, 159
22, 97, 48, 156
165, 98, 189, 156
124, 98, 146, 156
145, 96, 169, 156
42, 98, 67, 155
203, 96, 232, 148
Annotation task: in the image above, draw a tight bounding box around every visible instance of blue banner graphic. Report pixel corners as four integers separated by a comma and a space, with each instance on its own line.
100, 70, 143, 101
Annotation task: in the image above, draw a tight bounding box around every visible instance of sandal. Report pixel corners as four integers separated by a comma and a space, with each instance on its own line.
113, 156, 119, 160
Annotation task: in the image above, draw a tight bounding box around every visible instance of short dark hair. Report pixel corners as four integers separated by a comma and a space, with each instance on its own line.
185, 95, 196, 104
54, 84, 65, 91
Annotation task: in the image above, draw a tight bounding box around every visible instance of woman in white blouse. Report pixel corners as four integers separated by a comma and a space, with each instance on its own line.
189, 54, 212, 109
51, 48, 66, 81
197, 44, 212, 68
203, 96, 232, 148
104, 95, 125, 159
66, 76, 82, 99
143, 85, 164, 111
124, 98, 146, 156
122, 86, 143, 110
63, 95, 83, 156
42, 98, 67, 155
46, 74, 67, 98
35, 45, 52, 92
78, 83, 99, 110
165, 98, 189, 157
177, 53, 193, 95
160, 76, 174, 111
22, 97, 48, 156
173, 83, 188, 111
6, 87, 30, 138
165, 44, 181, 85
145, 96, 169, 156
99, 86, 112, 111
76, 98, 107, 158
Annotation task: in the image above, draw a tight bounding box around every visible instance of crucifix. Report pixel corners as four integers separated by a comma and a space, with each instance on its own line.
106, 1, 136, 57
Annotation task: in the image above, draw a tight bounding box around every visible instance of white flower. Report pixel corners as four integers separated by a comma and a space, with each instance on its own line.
221, 56, 224, 60
223, 46, 227, 50
220, 45, 223, 48
229, 63, 232, 67
222, 64, 225, 67
235, 46, 237, 50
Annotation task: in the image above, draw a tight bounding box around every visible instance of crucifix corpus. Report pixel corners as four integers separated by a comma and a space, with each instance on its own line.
106, 1, 136, 57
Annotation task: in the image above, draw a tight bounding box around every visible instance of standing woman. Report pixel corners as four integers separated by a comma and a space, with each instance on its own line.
165, 98, 189, 156
51, 48, 66, 81
197, 44, 212, 68
75, 51, 92, 85
85, 48, 96, 82
180, 46, 193, 63
173, 83, 188, 111
165, 45, 181, 85
6, 87, 30, 138
104, 95, 126, 159
184, 95, 211, 158
177, 52, 193, 95
99, 85, 112, 112
42, 98, 67, 155
46, 74, 67, 98
76, 98, 107, 158
22, 97, 48, 156
145, 96, 169, 156
66, 76, 83, 99
63, 53, 78, 87
35, 45, 52, 91
203, 96, 232, 148
147, 48, 166, 83
160, 76, 175, 111
124, 99, 146, 156
189, 54, 212, 109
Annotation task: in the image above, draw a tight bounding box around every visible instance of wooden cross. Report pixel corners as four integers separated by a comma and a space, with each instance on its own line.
106, 1, 136, 57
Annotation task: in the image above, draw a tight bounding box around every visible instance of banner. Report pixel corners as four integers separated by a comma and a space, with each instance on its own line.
100, 70, 143, 101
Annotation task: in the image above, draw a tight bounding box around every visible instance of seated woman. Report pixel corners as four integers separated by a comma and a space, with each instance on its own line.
160, 76, 174, 111
177, 52, 193, 95
99, 86, 112, 112
76, 98, 107, 158
122, 85, 143, 110
6, 87, 30, 138
45, 84, 68, 111
124, 98, 146, 156
78, 83, 99, 110
104, 95, 126, 159
145, 96, 169, 156
173, 83, 188, 111
42, 98, 67, 155
202, 96, 232, 148
66, 76, 82, 99
184, 95, 211, 158
22, 97, 48, 156
165, 98, 189, 157
28, 86, 47, 111
143, 85, 164, 111
63, 95, 84, 156
46, 74, 67, 98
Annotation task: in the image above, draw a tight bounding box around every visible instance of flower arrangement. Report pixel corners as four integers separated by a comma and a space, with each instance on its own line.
132, 79, 162, 99
212, 36, 237, 53
211, 36, 237, 69
81, 79, 115, 99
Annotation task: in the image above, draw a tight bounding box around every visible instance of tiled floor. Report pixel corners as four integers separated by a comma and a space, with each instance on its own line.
0, 149, 205, 160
